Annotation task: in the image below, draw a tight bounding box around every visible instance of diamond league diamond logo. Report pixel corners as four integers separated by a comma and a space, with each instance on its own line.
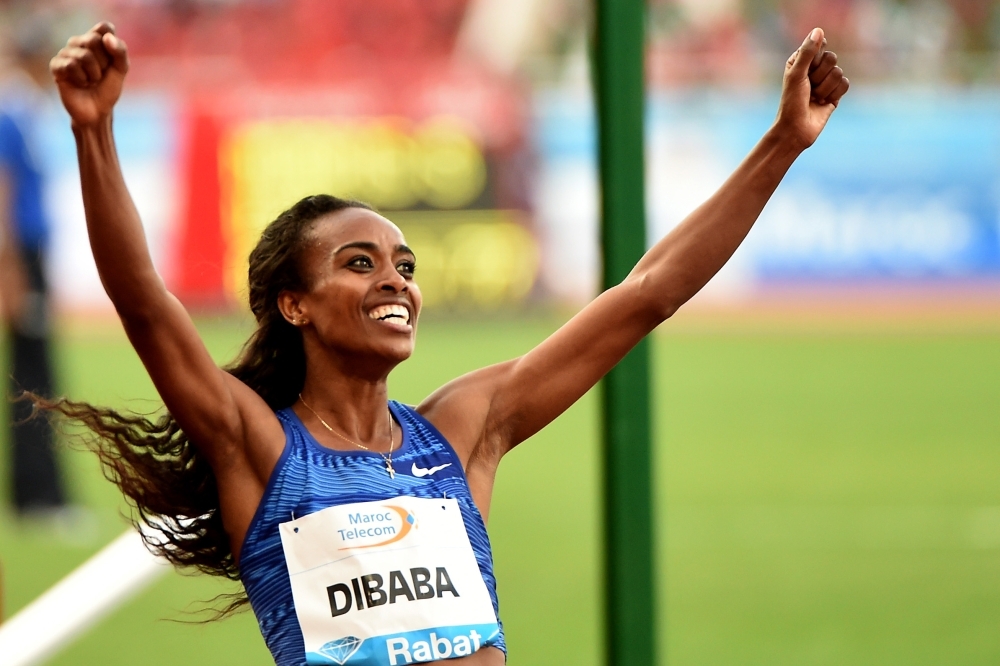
318, 636, 363, 664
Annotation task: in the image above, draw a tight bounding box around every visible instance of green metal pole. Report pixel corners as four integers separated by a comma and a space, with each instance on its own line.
594, 0, 656, 665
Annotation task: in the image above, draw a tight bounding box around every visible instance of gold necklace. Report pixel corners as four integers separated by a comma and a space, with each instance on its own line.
298, 394, 395, 478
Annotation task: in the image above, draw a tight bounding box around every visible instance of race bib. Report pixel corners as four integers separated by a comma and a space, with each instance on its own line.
279, 496, 500, 665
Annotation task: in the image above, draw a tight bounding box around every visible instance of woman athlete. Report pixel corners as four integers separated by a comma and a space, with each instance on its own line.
47, 22, 848, 666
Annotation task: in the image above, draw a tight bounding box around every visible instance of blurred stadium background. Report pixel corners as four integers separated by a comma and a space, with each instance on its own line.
1, 0, 999, 664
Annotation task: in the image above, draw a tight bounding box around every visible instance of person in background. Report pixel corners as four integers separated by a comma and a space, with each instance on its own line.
0, 16, 66, 518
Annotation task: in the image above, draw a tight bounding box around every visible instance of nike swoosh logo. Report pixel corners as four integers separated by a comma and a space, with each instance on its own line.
411, 462, 453, 478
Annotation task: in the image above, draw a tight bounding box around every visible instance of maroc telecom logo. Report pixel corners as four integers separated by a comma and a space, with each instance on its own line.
338, 505, 417, 551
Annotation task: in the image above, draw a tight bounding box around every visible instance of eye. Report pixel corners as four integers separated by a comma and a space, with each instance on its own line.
397, 261, 416, 278
347, 255, 374, 270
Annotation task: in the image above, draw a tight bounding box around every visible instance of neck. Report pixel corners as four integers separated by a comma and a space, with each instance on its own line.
297, 365, 394, 445
294, 331, 407, 447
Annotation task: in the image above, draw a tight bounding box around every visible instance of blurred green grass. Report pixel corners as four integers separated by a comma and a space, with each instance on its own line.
1, 315, 999, 665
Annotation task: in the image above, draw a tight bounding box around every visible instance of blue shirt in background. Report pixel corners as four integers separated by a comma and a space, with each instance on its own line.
0, 74, 49, 251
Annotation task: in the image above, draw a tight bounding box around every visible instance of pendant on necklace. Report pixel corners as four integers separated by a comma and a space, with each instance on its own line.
385, 460, 395, 479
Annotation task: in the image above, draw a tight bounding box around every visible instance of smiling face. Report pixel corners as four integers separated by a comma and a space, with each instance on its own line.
278, 208, 422, 373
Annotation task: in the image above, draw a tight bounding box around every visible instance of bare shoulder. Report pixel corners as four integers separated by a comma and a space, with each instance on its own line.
207, 373, 289, 557
416, 359, 518, 466
206, 373, 287, 482
416, 361, 519, 521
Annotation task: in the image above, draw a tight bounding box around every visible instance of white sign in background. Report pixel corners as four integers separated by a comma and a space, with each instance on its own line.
38, 95, 179, 313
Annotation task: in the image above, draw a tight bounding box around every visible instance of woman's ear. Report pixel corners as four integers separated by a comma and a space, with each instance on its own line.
277, 290, 309, 327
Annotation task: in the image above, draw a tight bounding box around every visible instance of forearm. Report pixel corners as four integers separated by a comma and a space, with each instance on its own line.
482, 30, 847, 453
629, 125, 802, 317
74, 117, 165, 317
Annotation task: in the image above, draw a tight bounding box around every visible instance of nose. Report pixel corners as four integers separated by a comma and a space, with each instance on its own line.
377, 267, 408, 293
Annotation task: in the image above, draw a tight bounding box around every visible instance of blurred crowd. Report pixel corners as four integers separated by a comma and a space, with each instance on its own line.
2, 0, 475, 89
643, 0, 1000, 86
535, 0, 1000, 86
4, 0, 1000, 89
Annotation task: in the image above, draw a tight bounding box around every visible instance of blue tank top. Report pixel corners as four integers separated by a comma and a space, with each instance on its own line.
239, 401, 505, 665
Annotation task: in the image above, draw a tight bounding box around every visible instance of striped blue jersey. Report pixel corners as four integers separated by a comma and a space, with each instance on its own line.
239, 401, 505, 665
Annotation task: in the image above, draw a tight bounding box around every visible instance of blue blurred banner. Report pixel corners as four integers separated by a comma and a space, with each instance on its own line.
534, 87, 1000, 301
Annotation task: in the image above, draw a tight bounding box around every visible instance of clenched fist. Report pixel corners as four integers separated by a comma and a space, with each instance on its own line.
776, 28, 850, 150
50, 22, 129, 128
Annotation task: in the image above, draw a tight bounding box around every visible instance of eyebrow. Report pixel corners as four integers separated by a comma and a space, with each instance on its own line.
334, 241, 415, 257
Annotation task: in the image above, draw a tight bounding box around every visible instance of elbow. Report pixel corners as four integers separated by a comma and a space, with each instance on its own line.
647, 291, 681, 324
107, 279, 171, 329
657, 300, 681, 322
652, 300, 681, 325
114, 301, 160, 332
623, 272, 682, 326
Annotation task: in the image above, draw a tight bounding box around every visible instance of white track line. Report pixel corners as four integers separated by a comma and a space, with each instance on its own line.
0, 529, 169, 666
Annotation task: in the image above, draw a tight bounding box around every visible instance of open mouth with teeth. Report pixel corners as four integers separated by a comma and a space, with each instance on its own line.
368, 304, 411, 326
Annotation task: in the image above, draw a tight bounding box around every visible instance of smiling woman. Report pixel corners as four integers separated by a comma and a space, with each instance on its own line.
42, 19, 847, 666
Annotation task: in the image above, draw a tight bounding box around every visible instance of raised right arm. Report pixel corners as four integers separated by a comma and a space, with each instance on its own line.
50, 24, 281, 471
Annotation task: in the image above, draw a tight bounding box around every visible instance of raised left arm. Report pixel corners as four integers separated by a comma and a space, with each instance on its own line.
422, 28, 849, 462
